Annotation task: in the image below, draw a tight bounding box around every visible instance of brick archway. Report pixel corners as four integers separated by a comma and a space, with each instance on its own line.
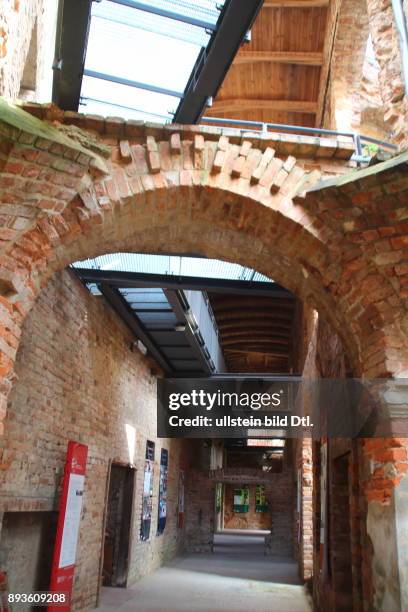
0, 102, 407, 433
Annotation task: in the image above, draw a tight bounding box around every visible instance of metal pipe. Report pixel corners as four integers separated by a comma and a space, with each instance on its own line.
202, 116, 275, 129
359, 134, 398, 150
201, 116, 398, 151
202, 115, 354, 136
83, 69, 184, 98
353, 133, 363, 157
107, 0, 217, 31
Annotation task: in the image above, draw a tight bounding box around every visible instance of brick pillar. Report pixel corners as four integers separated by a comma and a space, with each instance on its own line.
362, 437, 408, 611
297, 438, 313, 581
185, 469, 215, 553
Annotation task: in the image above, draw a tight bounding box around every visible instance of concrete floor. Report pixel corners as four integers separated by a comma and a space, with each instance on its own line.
96, 531, 311, 612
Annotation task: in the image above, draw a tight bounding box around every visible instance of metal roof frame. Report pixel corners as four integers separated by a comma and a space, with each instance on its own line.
107, 0, 217, 31
173, 0, 264, 123
74, 268, 294, 298
52, 0, 264, 121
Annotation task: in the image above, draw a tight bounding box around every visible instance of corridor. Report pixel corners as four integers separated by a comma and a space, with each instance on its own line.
1, 0, 407, 607
96, 532, 311, 612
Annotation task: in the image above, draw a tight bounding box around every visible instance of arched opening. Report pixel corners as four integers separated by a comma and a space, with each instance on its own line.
0, 106, 407, 612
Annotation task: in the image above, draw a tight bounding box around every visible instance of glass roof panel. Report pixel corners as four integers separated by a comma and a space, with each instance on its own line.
84, 15, 202, 93
73, 253, 273, 283
79, 0, 225, 121
80, 75, 177, 121
92, 2, 212, 47
138, 0, 222, 24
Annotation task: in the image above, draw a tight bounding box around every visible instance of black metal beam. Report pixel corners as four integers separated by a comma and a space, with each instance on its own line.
83, 69, 183, 98
52, 0, 93, 110
173, 0, 264, 124
99, 283, 173, 374
74, 268, 294, 298
164, 289, 213, 375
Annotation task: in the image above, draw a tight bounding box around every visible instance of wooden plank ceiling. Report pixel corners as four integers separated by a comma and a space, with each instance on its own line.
205, 0, 329, 128
208, 293, 297, 373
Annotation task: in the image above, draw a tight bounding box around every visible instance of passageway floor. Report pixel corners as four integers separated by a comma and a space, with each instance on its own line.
96, 532, 311, 612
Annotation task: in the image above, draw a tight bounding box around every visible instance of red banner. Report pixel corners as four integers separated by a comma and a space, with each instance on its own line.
48, 441, 88, 612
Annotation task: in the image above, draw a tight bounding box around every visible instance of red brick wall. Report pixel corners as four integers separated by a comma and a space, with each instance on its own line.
0, 0, 56, 102
322, 0, 390, 142
367, 0, 408, 147
0, 104, 407, 441
0, 269, 188, 609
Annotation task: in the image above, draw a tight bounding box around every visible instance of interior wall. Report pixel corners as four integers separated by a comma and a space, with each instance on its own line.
1, 511, 57, 598
322, 0, 390, 142
298, 313, 366, 612
0, 269, 189, 609
0, 0, 57, 102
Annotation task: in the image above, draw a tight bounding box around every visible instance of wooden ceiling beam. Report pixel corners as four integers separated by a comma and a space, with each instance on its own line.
223, 339, 290, 347
226, 347, 289, 356
210, 98, 318, 114
221, 331, 291, 339
215, 308, 293, 316
219, 324, 292, 332
212, 306, 294, 315
215, 312, 293, 322
263, 0, 329, 7
234, 51, 324, 66
209, 296, 295, 307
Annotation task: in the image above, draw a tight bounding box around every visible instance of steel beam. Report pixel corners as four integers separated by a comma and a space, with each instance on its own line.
164, 289, 214, 375
99, 283, 173, 374
74, 268, 294, 298
173, 0, 264, 124
83, 69, 183, 98
52, 0, 93, 110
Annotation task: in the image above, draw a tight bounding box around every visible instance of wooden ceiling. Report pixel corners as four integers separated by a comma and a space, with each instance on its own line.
205, 0, 330, 128
208, 293, 297, 373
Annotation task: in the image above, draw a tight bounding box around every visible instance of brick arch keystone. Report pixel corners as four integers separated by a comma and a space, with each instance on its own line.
0, 101, 407, 435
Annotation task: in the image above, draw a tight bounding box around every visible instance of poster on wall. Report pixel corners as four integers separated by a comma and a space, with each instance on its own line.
233, 487, 249, 513
255, 484, 268, 512
178, 470, 185, 529
216, 483, 223, 513
140, 441, 155, 541
48, 440, 88, 612
157, 448, 169, 535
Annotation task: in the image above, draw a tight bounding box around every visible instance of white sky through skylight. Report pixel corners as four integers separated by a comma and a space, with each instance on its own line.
79, 0, 224, 121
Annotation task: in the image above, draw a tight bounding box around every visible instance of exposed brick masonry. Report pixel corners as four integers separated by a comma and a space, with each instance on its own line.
0, 269, 189, 609
0, 103, 406, 442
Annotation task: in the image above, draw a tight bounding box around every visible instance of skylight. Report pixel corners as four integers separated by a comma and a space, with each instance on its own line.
73, 253, 273, 283
79, 0, 225, 122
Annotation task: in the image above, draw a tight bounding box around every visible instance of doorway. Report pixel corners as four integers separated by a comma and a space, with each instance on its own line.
103, 464, 135, 588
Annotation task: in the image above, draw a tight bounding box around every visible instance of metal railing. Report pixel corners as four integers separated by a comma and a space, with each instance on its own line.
200, 116, 399, 163
79, 96, 399, 164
